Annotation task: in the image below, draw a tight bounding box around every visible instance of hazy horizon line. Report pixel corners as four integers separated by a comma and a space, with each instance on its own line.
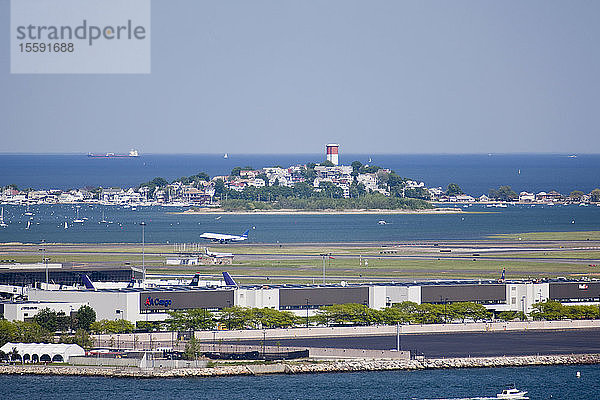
0, 152, 596, 156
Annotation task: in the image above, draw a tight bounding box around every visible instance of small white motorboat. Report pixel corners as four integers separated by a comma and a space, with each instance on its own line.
377, 220, 387, 225
497, 387, 528, 399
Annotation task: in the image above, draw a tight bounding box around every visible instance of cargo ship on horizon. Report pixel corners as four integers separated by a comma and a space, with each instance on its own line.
88, 149, 139, 158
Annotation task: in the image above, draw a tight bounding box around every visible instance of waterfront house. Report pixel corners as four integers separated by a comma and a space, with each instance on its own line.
519, 192, 536, 202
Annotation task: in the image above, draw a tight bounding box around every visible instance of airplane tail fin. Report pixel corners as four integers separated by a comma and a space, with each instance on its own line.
189, 273, 200, 286
82, 274, 96, 290
501, 267, 506, 280
222, 271, 238, 287
241, 229, 250, 238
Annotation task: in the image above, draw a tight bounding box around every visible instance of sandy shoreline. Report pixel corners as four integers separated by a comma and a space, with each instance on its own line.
175, 207, 463, 215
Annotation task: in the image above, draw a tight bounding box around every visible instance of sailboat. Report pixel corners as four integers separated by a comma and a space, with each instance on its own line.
100, 210, 112, 224
64, 221, 68, 229
25, 220, 31, 230
223, 153, 228, 159
73, 207, 84, 223
0, 208, 7, 227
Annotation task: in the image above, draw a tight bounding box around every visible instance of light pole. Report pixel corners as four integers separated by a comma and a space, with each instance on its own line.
396, 322, 401, 352
39, 239, 47, 288
226, 300, 232, 330
321, 253, 331, 285
444, 297, 448, 324
305, 298, 310, 328
140, 222, 146, 283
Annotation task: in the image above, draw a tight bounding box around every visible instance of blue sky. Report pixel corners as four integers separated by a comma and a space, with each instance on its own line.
2, 0, 599, 154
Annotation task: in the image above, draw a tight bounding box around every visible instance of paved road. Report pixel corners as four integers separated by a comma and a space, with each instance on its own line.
222, 328, 600, 358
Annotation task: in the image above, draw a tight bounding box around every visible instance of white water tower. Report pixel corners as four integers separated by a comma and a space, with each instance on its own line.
326, 143, 339, 165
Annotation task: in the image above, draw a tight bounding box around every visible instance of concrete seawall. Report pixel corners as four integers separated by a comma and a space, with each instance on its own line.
1, 353, 598, 378
193, 320, 600, 341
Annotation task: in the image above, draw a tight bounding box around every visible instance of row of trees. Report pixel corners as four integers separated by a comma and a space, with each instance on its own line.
0, 305, 141, 349
165, 307, 298, 331
0, 306, 99, 349
0, 306, 97, 348
220, 193, 432, 211
0, 319, 94, 349
144, 301, 600, 333
152, 303, 493, 331
530, 301, 600, 320
33, 306, 96, 333
89, 319, 135, 334
316, 302, 492, 326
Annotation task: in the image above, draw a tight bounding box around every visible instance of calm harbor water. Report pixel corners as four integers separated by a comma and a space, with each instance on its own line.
0, 203, 599, 244
0, 365, 597, 399
1, 153, 599, 195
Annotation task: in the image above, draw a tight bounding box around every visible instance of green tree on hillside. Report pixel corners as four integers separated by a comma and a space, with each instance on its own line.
350, 161, 363, 177
489, 185, 517, 201
569, 190, 585, 202
446, 183, 463, 196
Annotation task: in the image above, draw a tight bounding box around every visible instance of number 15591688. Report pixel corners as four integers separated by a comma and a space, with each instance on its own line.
19, 42, 74, 52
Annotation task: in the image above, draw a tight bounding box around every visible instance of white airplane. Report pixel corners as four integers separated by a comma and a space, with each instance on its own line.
200, 229, 250, 244
204, 247, 234, 258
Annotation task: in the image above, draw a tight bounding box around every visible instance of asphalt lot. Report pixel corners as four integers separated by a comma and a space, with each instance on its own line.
226, 328, 600, 358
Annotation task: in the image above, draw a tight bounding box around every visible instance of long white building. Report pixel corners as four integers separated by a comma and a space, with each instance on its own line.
14, 279, 598, 323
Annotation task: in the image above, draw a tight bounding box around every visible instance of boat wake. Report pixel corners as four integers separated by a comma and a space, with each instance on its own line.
416, 397, 498, 400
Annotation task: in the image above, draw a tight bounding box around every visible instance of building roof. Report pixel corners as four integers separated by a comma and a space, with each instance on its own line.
0, 342, 85, 360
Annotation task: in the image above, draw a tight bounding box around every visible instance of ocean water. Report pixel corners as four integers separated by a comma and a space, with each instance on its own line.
1, 153, 599, 195
0, 365, 597, 399
0, 203, 599, 244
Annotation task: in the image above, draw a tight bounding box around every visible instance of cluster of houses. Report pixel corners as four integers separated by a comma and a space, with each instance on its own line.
1, 162, 598, 206
439, 190, 595, 204
215, 165, 392, 198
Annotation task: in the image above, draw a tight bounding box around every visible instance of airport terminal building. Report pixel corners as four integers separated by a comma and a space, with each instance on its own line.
21, 279, 600, 323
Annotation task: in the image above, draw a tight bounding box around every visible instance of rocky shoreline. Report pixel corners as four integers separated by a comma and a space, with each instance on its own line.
1, 354, 598, 378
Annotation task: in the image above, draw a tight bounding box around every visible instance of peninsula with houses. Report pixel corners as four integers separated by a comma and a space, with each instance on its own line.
2, 145, 600, 211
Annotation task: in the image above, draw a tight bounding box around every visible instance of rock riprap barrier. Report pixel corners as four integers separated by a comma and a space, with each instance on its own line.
0, 354, 598, 378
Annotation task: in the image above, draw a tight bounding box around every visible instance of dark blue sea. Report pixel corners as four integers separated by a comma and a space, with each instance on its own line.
0, 203, 599, 244
0, 365, 597, 399
1, 153, 599, 195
